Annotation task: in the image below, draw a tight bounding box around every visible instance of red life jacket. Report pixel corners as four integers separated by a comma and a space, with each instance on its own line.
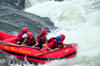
16, 32, 25, 41
27, 37, 36, 46
48, 37, 58, 49
36, 33, 46, 44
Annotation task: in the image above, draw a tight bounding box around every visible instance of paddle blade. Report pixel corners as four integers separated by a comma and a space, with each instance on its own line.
0, 42, 20, 47
0, 42, 10, 45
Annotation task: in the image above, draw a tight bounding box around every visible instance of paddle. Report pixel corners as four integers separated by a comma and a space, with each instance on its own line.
35, 43, 77, 57
0, 42, 40, 49
0, 42, 20, 46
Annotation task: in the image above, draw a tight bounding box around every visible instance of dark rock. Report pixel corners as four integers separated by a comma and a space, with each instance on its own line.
0, 0, 25, 10
0, 1, 56, 36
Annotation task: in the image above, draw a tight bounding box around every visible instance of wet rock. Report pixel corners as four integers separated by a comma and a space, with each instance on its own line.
0, 0, 25, 10
0, 0, 56, 36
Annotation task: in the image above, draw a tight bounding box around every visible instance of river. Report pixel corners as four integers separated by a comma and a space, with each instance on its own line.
0, 0, 100, 66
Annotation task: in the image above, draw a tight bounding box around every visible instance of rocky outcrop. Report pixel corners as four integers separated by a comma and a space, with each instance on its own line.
0, 0, 25, 10
0, 0, 55, 35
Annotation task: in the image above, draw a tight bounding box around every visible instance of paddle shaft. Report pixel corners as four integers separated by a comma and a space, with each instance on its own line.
0, 42, 20, 46
0, 42, 40, 49
35, 47, 63, 57
35, 43, 77, 56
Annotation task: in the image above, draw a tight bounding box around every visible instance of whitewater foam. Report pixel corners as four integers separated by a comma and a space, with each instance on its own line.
24, 0, 100, 66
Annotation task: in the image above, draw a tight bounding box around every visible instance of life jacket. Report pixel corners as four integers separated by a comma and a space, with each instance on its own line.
48, 37, 58, 49
16, 32, 25, 41
27, 37, 36, 46
36, 33, 46, 44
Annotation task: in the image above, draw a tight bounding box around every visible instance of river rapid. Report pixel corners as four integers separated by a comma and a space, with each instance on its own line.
0, 0, 100, 66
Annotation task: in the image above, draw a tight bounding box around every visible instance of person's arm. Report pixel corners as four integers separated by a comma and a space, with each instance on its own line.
43, 42, 54, 52
21, 39, 27, 46
63, 43, 75, 48
44, 37, 48, 44
60, 41, 67, 48
31, 38, 39, 48
54, 48, 60, 51
62, 43, 67, 48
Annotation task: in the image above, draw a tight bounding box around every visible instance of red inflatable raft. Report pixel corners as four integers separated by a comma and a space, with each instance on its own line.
0, 31, 77, 64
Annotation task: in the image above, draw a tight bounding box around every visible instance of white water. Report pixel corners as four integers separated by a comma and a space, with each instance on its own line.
25, 0, 49, 8
13, 0, 100, 66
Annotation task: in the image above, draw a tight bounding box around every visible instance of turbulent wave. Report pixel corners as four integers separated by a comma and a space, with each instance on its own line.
25, 0, 100, 66
25, 0, 50, 8
0, 0, 100, 66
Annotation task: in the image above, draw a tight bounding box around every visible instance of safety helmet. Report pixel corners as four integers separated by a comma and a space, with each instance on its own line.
60, 34, 65, 41
41, 29, 47, 35
27, 32, 33, 38
56, 36, 62, 41
22, 28, 28, 33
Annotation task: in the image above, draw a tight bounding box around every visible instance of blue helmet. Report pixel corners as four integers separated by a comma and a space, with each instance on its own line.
56, 36, 62, 41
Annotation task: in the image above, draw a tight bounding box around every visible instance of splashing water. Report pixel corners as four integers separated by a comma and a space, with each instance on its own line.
1, 0, 100, 66
24, 0, 100, 66
25, 0, 50, 8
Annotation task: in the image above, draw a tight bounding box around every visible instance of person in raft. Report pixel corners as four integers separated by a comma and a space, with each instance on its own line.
16, 28, 28, 45
41, 36, 66, 52
36, 29, 48, 49
60, 34, 74, 47
21, 32, 39, 48
60, 34, 65, 42
60, 34, 67, 46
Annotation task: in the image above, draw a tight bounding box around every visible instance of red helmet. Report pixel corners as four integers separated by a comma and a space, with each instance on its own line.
60, 34, 65, 41
27, 32, 33, 38
22, 28, 28, 33
41, 29, 47, 35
